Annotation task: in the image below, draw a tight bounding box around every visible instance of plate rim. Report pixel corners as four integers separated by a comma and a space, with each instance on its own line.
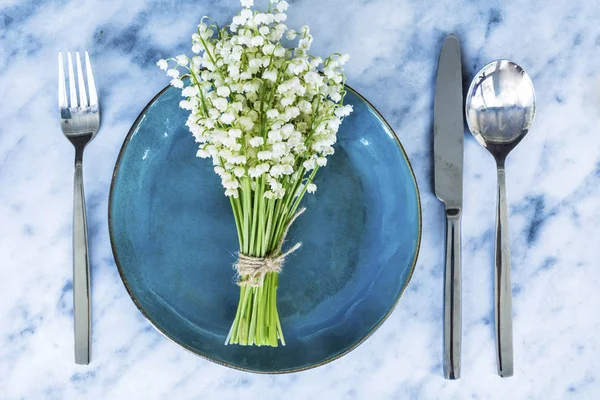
108, 83, 422, 374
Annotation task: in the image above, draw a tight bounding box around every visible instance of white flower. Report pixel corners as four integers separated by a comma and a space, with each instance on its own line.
249, 58, 263, 69
217, 86, 231, 97
243, 82, 260, 93
208, 108, 220, 120
298, 100, 312, 114
239, 116, 255, 130
204, 118, 215, 129
272, 141, 286, 156
224, 178, 240, 190
214, 166, 226, 176
179, 100, 192, 110
212, 97, 228, 111
167, 69, 180, 78
335, 104, 353, 117
240, 8, 253, 19
269, 164, 282, 177
329, 91, 342, 102
269, 24, 286, 41
299, 36, 312, 50
156, 59, 168, 70
303, 158, 317, 170
309, 57, 322, 68
280, 96, 295, 107
201, 28, 214, 40
274, 12, 287, 22
263, 70, 277, 81
240, 0, 253, 7
285, 30, 296, 40
227, 64, 240, 79
255, 13, 273, 25
170, 78, 184, 88
262, 43, 275, 55
257, 150, 272, 160
229, 155, 246, 164
232, 15, 246, 25
229, 128, 242, 138
268, 129, 282, 142
282, 164, 294, 175
176, 55, 188, 66
306, 183, 317, 193
258, 163, 270, 174
276, 1, 289, 11
182, 85, 199, 97
259, 26, 269, 36
250, 36, 265, 47
328, 116, 342, 130
274, 47, 286, 57
225, 188, 239, 197
220, 112, 235, 124
249, 136, 264, 147
316, 157, 327, 167
234, 167, 245, 177
248, 167, 261, 178
283, 106, 300, 121
266, 109, 279, 119
304, 71, 323, 86
197, 148, 210, 158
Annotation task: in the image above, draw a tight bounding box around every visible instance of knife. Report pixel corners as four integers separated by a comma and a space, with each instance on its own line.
434, 34, 464, 380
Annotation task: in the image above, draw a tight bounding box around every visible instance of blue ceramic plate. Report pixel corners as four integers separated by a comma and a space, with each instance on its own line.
109, 84, 421, 373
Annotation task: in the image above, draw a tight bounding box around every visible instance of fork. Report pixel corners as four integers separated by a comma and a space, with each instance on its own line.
58, 51, 100, 365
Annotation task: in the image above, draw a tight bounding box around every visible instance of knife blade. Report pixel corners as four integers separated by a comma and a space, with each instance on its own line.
435, 35, 464, 208
434, 34, 464, 380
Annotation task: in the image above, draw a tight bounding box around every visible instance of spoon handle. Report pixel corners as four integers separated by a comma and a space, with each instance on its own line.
495, 166, 513, 377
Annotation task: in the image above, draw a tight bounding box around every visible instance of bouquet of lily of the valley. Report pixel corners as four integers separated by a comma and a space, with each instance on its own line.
157, 0, 352, 347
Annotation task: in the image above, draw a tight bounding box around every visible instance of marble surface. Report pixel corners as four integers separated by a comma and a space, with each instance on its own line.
1, 0, 599, 398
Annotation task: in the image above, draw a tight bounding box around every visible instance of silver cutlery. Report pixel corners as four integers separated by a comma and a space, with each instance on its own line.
434, 34, 464, 380
465, 60, 535, 377
58, 51, 100, 365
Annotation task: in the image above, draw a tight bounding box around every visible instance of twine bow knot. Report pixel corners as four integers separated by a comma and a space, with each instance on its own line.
235, 208, 306, 287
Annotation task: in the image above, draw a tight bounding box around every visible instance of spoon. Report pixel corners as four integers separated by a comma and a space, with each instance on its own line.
465, 60, 536, 377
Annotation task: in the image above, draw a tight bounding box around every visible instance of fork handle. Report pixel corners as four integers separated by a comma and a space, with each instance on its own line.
73, 155, 91, 365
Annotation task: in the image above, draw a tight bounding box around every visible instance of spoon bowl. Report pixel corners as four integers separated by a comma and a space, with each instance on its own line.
466, 60, 535, 161
465, 60, 535, 378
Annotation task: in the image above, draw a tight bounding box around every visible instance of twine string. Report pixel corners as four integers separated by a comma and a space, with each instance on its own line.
235, 207, 306, 287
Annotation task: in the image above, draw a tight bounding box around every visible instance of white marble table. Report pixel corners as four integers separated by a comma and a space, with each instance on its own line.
2, 0, 599, 398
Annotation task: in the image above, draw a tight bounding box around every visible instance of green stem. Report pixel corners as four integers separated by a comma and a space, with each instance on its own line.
242, 177, 251, 254
249, 180, 259, 256
229, 196, 243, 250
248, 287, 258, 344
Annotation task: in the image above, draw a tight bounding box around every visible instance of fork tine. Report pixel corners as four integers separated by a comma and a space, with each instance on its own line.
58, 52, 68, 108
67, 51, 78, 108
76, 52, 88, 107
85, 52, 98, 107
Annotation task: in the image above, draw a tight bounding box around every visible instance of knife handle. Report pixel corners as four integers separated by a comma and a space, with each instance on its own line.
443, 209, 461, 380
